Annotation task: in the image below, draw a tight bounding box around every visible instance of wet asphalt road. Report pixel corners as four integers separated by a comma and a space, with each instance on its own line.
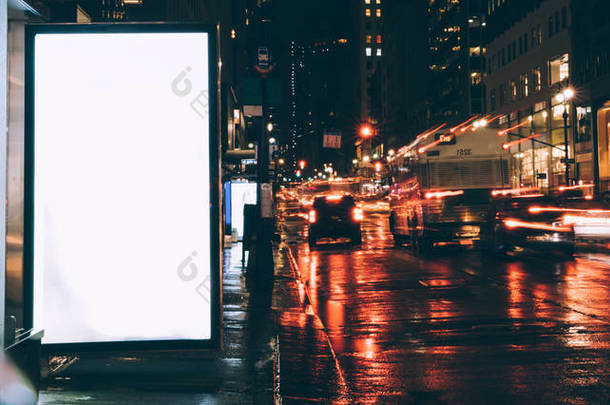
279, 203, 610, 404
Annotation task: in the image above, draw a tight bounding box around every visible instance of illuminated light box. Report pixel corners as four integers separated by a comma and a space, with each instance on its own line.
24, 24, 220, 349
230, 182, 257, 240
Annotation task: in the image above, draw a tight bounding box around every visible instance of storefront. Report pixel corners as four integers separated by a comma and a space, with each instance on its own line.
596, 101, 610, 193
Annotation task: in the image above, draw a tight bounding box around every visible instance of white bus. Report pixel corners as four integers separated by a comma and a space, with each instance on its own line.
387, 122, 512, 252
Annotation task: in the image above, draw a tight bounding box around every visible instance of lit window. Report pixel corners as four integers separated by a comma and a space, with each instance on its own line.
366, 35, 372, 43
365, 8, 371, 16
521, 73, 529, 97
470, 72, 481, 85
376, 0, 381, 4
366, 47, 372, 57
376, 48, 382, 56
549, 53, 569, 84
365, 0, 370, 3
510, 80, 517, 101
376, 35, 382, 43
376, 8, 381, 17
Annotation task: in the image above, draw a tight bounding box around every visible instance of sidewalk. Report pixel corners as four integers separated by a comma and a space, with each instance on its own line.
39, 243, 275, 404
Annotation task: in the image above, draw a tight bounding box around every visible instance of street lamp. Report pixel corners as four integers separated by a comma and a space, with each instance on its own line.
352, 159, 358, 165
247, 142, 254, 149
359, 124, 373, 138
556, 87, 574, 185
278, 158, 285, 165
269, 137, 276, 144
299, 160, 306, 170
266, 122, 274, 132
363, 155, 370, 163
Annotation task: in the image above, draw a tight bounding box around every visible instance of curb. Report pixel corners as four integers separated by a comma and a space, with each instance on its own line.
280, 242, 351, 401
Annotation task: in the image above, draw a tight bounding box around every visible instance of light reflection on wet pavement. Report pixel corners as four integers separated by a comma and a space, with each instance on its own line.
279, 205, 610, 403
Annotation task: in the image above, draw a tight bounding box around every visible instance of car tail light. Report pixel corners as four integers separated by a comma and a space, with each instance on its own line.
352, 207, 363, 221
308, 209, 317, 224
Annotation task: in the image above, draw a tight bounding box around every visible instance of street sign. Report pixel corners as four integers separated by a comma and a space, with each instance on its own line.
323, 131, 342, 149
25, 24, 221, 350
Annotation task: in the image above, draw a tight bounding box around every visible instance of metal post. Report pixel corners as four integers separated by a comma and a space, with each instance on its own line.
256, 78, 266, 212
531, 115, 536, 188
563, 107, 570, 185
0, 0, 7, 350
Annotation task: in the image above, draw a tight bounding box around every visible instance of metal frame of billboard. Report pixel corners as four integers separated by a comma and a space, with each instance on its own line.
23, 23, 221, 352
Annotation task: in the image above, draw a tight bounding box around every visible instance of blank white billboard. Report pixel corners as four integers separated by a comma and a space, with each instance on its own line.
30, 29, 215, 345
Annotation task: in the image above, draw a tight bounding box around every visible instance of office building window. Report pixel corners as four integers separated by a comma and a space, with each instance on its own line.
499, 84, 505, 105
366, 34, 372, 43
366, 47, 372, 57
548, 15, 553, 37
365, 8, 371, 17
562, 7, 567, 29
376, 0, 381, 3
555, 10, 560, 32
531, 28, 536, 48
549, 53, 569, 84
533, 67, 542, 91
520, 73, 529, 97
376, 34, 382, 44
376, 48, 382, 56
471, 72, 482, 85
523, 33, 528, 52
365, 0, 370, 4
376, 8, 381, 17
510, 80, 517, 101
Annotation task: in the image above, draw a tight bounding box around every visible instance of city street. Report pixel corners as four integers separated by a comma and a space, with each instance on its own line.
279, 203, 610, 403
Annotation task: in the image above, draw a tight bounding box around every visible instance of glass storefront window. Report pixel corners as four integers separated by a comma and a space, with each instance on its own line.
576, 106, 592, 143
549, 53, 569, 84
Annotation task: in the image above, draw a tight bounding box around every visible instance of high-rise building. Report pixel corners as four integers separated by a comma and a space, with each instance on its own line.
277, 1, 359, 174
381, 0, 429, 149
427, 0, 486, 123
357, 0, 384, 161
571, 0, 610, 195
484, 0, 580, 190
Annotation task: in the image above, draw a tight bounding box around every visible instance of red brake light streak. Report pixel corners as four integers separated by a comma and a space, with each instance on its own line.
425, 190, 464, 199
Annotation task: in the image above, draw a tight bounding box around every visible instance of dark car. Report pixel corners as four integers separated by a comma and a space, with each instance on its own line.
307, 194, 362, 246
480, 194, 575, 257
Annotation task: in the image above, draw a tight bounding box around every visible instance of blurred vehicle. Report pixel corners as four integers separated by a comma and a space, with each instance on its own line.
359, 198, 390, 213
387, 122, 512, 252
307, 194, 362, 246
550, 183, 610, 242
480, 194, 575, 257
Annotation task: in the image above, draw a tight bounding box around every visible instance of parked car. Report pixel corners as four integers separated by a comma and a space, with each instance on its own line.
307, 194, 362, 246
480, 194, 575, 257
